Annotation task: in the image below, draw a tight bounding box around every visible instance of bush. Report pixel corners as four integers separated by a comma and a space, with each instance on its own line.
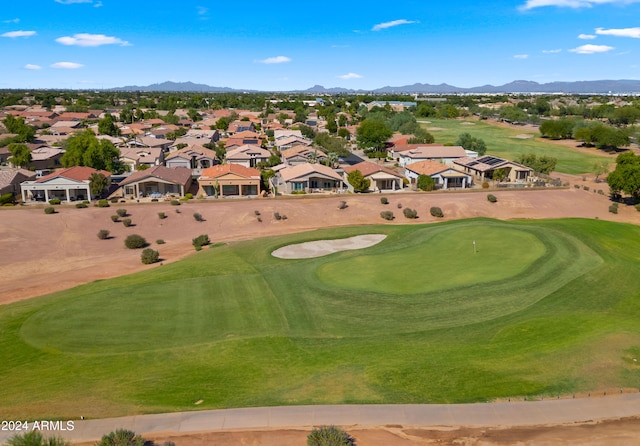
75, 202, 88, 208
598, 190, 605, 195
141, 248, 160, 265
48, 198, 62, 205
397, 202, 403, 209
116, 208, 127, 217
111, 215, 119, 222
380, 210, 394, 220
110, 197, 119, 204
609, 204, 618, 214
403, 207, 418, 219
156, 239, 165, 244
338, 201, 348, 209
193, 212, 204, 222
151, 198, 159, 202
44, 206, 55, 214
380, 197, 388, 205
192, 234, 210, 249
274, 212, 282, 220
7, 431, 70, 446
124, 234, 147, 249
482, 181, 490, 189
254, 210, 261, 216
487, 194, 497, 203
96, 199, 110, 207
82, 200, 90, 204
574, 184, 580, 189
307, 425, 355, 446
170, 200, 180, 206
636, 203, 640, 212
185, 193, 193, 199
583, 186, 590, 191
158, 212, 166, 219
97, 229, 110, 240
257, 217, 262, 222
430, 206, 444, 218
95, 429, 146, 446
122, 218, 132, 227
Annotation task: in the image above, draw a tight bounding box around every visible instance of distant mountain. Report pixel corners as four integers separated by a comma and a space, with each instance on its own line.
109, 79, 640, 94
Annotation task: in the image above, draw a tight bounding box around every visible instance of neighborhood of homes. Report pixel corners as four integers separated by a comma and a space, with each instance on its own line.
0, 103, 534, 203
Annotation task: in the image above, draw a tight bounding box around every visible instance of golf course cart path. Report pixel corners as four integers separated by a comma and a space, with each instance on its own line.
6, 394, 640, 443
271, 234, 387, 259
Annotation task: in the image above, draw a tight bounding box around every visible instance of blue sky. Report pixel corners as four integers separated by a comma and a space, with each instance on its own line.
1, 0, 640, 90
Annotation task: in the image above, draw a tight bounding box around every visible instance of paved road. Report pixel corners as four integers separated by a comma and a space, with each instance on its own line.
2, 394, 640, 443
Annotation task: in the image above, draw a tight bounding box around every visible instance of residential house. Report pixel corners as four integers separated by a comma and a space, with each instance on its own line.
224, 130, 261, 149
119, 146, 164, 172
165, 145, 218, 175
27, 147, 65, 170
20, 166, 111, 203
0, 168, 36, 197
225, 144, 271, 168
404, 160, 473, 190
197, 164, 261, 198
394, 145, 470, 167
281, 146, 326, 166
118, 166, 192, 198
343, 161, 405, 192
185, 128, 220, 143
453, 155, 533, 183
227, 120, 256, 134
49, 120, 84, 136
271, 162, 345, 194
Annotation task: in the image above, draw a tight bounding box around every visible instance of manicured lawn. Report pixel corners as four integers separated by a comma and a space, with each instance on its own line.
420, 119, 610, 174
2, 218, 640, 419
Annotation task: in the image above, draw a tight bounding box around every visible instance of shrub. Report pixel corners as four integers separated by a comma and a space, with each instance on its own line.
193, 212, 204, 222
96, 199, 110, 207
75, 202, 88, 208
598, 190, 605, 195
274, 212, 282, 220
116, 208, 127, 217
257, 217, 262, 222
95, 429, 146, 446
192, 234, 210, 249
307, 425, 355, 446
141, 248, 160, 265
430, 206, 444, 218
44, 206, 55, 214
7, 431, 70, 446
574, 184, 580, 189
151, 198, 158, 202
403, 207, 418, 219
636, 203, 640, 212
397, 202, 403, 209
124, 234, 147, 249
156, 239, 165, 244
0, 193, 14, 205
417, 174, 435, 191
583, 186, 590, 191
111, 215, 119, 222
110, 197, 119, 204
97, 229, 110, 240
609, 204, 618, 214
254, 210, 261, 216
48, 198, 61, 205
380, 210, 394, 220
82, 200, 90, 204
487, 194, 497, 203
281, 214, 288, 220
338, 201, 348, 209
158, 212, 166, 219
122, 218, 132, 227
185, 193, 193, 199
482, 181, 490, 189
380, 197, 388, 205
170, 200, 180, 206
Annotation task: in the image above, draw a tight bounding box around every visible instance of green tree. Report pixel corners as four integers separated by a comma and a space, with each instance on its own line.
8, 143, 31, 167
356, 119, 392, 151
417, 174, 435, 191
314, 132, 350, 157
347, 169, 370, 192
89, 172, 111, 197
98, 113, 120, 136
607, 152, 640, 198
338, 114, 348, 127
2, 115, 36, 142
593, 160, 610, 181
62, 130, 124, 173
539, 119, 575, 139
516, 153, 557, 174
499, 105, 528, 123
455, 133, 487, 156
215, 116, 233, 131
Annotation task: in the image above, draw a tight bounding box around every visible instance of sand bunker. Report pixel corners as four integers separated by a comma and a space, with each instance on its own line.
272, 234, 387, 259
513, 134, 534, 139
427, 127, 445, 131
460, 121, 476, 126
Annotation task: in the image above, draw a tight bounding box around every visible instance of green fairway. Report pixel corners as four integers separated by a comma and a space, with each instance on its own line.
2, 218, 640, 419
421, 119, 610, 174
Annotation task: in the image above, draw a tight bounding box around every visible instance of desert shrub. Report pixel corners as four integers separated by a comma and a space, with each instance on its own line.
636, 203, 640, 212
193, 212, 204, 222
482, 181, 490, 189
6, 431, 70, 446
254, 210, 261, 216
380, 210, 394, 220
96, 199, 110, 208
44, 206, 55, 214
111, 215, 119, 222
487, 194, 497, 203
48, 198, 61, 205
403, 207, 418, 219
156, 239, 165, 244
185, 193, 193, 199
82, 200, 90, 204
574, 184, 580, 189
122, 218, 132, 227
281, 214, 288, 220
75, 202, 88, 208
338, 201, 348, 209
0, 193, 14, 205
192, 234, 210, 249
97, 229, 110, 240
274, 212, 282, 220
609, 204, 619, 214
257, 217, 262, 222
151, 198, 158, 202
116, 208, 127, 217
158, 212, 166, 219
430, 206, 444, 218
141, 248, 159, 265
124, 234, 147, 249
397, 202, 403, 209
170, 200, 180, 206
380, 197, 388, 205
307, 425, 355, 446
598, 190, 605, 195
95, 429, 146, 446
583, 186, 590, 191
175, 208, 181, 213
110, 197, 119, 204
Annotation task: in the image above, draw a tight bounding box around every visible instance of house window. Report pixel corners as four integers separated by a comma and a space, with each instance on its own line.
293, 182, 304, 191
323, 181, 332, 189
310, 180, 318, 189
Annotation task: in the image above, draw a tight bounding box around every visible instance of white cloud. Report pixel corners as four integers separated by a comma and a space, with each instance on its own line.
514, 54, 529, 59
569, 44, 615, 53
578, 33, 597, 39
521, 0, 640, 9
337, 73, 363, 80
1, 30, 36, 38
56, 33, 131, 47
51, 62, 84, 69
258, 56, 291, 64
372, 19, 418, 31
197, 6, 208, 15
542, 48, 562, 53
3, 18, 20, 24
596, 27, 640, 38
24, 64, 42, 70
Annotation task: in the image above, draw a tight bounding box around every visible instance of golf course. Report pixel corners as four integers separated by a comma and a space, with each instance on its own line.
2, 217, 640, 420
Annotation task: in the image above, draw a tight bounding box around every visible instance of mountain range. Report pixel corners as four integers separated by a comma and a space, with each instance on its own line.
110, 79, 640, 94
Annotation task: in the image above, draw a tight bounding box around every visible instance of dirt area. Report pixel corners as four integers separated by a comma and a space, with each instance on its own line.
74, 417, 640, 445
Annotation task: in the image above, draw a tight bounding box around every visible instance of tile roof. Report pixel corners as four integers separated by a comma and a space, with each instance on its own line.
165, 145, 217, 161
119, 166, 192, 186
200, 164, 260, 180
36, 166, 111, 183
400, 145, 467, 159
0, 168, 36, 187
342, 161, 403, 178
405, 160, 456, 176
279, 163, 343, 182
